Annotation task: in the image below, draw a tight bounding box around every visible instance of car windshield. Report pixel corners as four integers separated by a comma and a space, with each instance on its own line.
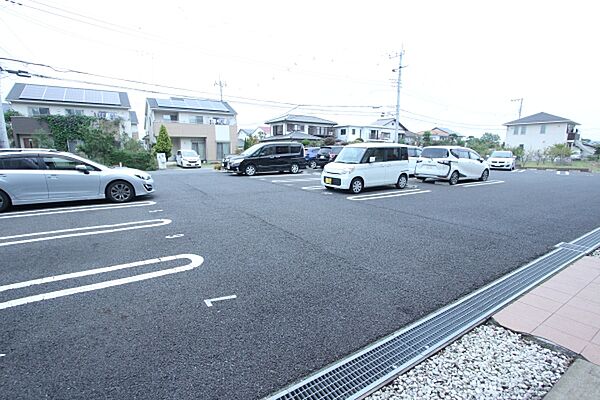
490, 151, 513, 158
421, 148, 449, 158
240, 143, 263, 157
181, 150, 197, 157
317, 148, 331, 155
334, 147, 366, 164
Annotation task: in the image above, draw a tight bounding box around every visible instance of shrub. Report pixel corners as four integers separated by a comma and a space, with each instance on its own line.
107, 149, 157, 171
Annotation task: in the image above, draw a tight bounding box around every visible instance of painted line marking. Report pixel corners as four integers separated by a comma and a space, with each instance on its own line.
302, 186, 326, 191
0, 201, 157, 220
0, 254, 204, 310
0, 219, 171, 247
347, 190, 431, 201
271, 178, 321, 183
347, 188, 422, 199
461, 180, 505, 188
0, 354, 5, 357
204, 295, 237, 307
148, 209, 163, 213
165, 234, 184, 239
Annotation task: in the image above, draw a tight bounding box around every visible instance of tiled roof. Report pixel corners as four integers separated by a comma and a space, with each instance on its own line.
504, 112, 579, 126
265, 114, 337, 125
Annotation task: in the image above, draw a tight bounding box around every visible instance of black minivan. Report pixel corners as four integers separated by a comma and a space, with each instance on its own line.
226, 142, 306, 176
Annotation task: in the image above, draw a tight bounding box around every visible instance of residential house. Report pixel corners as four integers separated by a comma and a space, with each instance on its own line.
145, 97, 237, 161
129, 111, 139, 140
335, 118, 414, 144
237, 126, 269, 148
503, 112, 580, 153
416, 127, 464, 143
264, 114, 336, 138
5, 83, 134, 148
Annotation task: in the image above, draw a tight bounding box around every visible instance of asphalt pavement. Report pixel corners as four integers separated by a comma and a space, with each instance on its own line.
1, 167, 599, 399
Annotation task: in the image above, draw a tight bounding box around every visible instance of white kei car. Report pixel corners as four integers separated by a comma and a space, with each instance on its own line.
175, 149, 201, 168
487, 150, 516, 170
414, 146, 490, 185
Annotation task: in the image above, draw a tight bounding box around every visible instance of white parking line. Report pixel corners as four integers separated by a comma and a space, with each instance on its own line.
0, 254, 204, 310
204, 294, 237, 307
452, 180, 504, 188
302, 186, 326, 191
556, 171, 570, 175
148, 209, 163, 213
165, 234, 185, 239
0, 219, 171, 247
347, 189, 430, 201
271, 178, 321, 183
0, 201, 157, 220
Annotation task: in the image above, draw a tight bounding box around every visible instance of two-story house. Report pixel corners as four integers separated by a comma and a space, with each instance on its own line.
264, 114, 337, 138
6, 83, 134, 148
335, 118, 414, 143
144, 97, 237, 161
504, 112, 580, 152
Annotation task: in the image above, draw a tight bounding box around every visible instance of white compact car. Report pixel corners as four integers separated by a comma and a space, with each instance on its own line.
176, 149, 201, 168
414, 146, 490, 185
321, 143, 411, 194
0, 149, 154, 212
487, 150, 516, 170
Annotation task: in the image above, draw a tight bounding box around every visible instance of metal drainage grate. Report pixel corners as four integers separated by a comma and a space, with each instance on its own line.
266, 227, 600, 400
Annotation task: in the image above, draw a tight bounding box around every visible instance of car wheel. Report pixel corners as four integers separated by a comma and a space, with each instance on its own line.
479, 169, 489, 181
449, 171, 459, 185
0, 190, 11, 213
325, 186, 334, 190
290, 163, 300, 174
396, 174, 408, 189
106, 181, 135, 203
511, 164, 515, 171
309, 160, 317, 169
245, 164, 256, 176
349, 178, 363, 194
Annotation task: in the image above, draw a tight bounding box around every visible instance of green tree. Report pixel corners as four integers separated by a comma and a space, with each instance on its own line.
153, 124, 173, 158
480, 133, 501, 146
77, 126, 117, 164
547, 144, 572, 164
423, 131, 432, 146
448, 133, 458, 145
33, 129, 55, 149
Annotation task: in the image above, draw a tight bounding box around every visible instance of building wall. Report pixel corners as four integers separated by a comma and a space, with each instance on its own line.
505, 122, 568, 152
153, 122, 236, 161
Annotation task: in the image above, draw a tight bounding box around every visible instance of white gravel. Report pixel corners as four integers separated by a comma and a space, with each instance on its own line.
592, 247, 600, 258
365, 324, 571, 400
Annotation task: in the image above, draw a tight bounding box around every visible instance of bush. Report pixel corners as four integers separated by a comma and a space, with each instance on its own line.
323, 136, 336, 145
106, 149, 157, 171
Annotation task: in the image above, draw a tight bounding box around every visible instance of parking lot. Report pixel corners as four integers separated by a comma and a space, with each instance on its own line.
1, 167, 600, 400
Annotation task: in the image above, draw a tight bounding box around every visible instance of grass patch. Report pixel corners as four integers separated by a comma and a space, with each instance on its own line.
522, 160, 600, 172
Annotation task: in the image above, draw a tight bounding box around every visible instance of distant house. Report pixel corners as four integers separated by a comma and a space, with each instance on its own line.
265, 114, 337, 138
144, 97, 237, 161
5, 83, 134, 148
334, 123, 413, 144
416, 127, 464, 142
503, 112, 579, 153
129, 111, 139, 140
237, 126, 269, 148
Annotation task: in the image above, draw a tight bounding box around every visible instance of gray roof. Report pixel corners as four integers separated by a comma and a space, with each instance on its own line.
261, 131, 321, 142
265, 114, 337, 125
147, 97, 236, 115
504, 112, 579, 126
435, 127, 463, 136
6, 83, 130, 108
129, 111, 138, 125
371, 118, 409, 131
238, 129, 254, 135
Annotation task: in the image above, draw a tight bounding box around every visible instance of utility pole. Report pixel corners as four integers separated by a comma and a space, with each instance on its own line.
511, 98, 523, 119
214, 77, 227, 101
0, 77, 10, 148
391, 48, 406, 142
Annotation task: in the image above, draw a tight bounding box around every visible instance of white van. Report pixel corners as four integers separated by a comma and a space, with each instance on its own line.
321, 143, 410, 194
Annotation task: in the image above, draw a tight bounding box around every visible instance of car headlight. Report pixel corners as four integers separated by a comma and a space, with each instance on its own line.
340, 166, 355, 174
231, 159, 243, 165
134, 174, 151, 181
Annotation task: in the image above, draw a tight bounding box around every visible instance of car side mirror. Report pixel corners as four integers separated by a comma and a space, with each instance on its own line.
369, 156, 376, 163
76, 164, 90, 174
479, 157, 484, 162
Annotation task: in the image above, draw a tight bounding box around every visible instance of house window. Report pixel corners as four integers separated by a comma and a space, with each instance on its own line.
29, 107, 50, 116
97, 111, 107, 119
513, 126, 519, 135
163, 113, 178, 122
65, 109, 84, 116
369, 130, 378, 139
340, 128, 347, 136
192, 116, 204, 124
352, 129, 356, 135
216, 142, 230, 160
382, 132, 390, 140
273, 125, 283, 135
520, 126, 526, 135
540, 125, 546, 134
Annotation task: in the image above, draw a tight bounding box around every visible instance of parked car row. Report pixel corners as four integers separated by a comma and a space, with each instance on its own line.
0, 149, 154, 213
321, 144, 491, 193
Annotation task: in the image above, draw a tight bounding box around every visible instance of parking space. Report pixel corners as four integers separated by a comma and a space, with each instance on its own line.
1, 167, 600, 400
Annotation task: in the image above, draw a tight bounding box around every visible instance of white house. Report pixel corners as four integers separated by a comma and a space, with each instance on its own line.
503, 112, 579, 152
237, 126, 269, 148
334, 118, 413, 144
265, 114, 337, 138
6, 83, 135, 148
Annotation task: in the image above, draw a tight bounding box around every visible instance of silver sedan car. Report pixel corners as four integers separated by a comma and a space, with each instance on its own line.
0, 149, 154, 212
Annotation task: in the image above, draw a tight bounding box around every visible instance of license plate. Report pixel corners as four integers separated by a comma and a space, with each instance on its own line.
325, 177, 332, 184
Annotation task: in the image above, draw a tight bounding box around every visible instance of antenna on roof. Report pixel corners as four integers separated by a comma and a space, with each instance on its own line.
214, 76, 227, 101
511, 98, 523, 119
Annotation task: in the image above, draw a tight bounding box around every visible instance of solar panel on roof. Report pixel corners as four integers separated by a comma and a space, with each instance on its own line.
65, 88, 85, 102
84, 90, 103, 104
20, 85, 47, 100
153, 97, 230, 112
43, 86, 66, 101
155, 98, 172, 107
102, 91, 121, 105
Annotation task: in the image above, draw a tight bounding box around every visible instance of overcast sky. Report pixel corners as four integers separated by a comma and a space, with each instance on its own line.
1, 0, 599, 140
